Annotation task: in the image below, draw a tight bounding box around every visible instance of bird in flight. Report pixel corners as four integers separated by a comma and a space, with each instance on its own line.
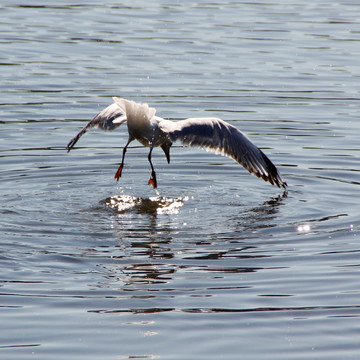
67, 97, 287, 190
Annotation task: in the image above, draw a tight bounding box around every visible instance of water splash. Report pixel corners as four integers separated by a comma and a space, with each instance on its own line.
105, 194, 188, 215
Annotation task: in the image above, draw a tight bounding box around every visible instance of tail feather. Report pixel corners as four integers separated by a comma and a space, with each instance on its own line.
112, 97, 156, 120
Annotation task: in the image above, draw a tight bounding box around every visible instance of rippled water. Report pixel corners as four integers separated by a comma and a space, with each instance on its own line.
1, 1, 360, 359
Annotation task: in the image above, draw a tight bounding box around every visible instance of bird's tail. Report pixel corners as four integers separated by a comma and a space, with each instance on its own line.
112, 97, 156, 121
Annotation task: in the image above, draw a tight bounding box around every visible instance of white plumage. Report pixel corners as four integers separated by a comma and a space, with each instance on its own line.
67, 97, 287, 190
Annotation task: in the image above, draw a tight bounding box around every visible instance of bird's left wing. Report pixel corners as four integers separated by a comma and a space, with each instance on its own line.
67, 102, 126, 152
160, 117, 287, 188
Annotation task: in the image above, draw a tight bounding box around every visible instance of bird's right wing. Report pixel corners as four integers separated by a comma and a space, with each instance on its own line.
160, 117, 287, 188
66, 102, 127, 152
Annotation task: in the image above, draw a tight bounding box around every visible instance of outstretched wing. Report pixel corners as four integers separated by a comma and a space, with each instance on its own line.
66, 102, 127, 152
160, 117, 287, 189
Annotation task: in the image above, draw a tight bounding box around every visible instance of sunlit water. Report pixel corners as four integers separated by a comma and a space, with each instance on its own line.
1, 1, 360, 359
106, 193, 187, 215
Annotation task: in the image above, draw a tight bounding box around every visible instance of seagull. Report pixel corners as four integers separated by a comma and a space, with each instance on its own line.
67, 97, 287, 190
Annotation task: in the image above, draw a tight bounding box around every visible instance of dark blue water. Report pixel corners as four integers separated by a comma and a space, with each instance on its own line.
1, 1, 360, 359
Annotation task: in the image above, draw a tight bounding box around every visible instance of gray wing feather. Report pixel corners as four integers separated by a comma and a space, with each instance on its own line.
67, 103, 126, 152
162, 117, 287, 188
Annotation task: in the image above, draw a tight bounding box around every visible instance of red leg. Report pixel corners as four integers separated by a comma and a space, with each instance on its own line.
114, 138, 133, 181
148, 170, 157, 189
147, 145, 157, 189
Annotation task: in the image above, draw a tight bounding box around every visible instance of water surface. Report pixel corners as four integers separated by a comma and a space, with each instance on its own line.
1, 1, 360, 359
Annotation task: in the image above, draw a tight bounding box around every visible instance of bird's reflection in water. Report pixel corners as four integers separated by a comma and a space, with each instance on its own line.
103, 192, 184, 263
230, 192, 287, 233
99, 192, 287, 289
